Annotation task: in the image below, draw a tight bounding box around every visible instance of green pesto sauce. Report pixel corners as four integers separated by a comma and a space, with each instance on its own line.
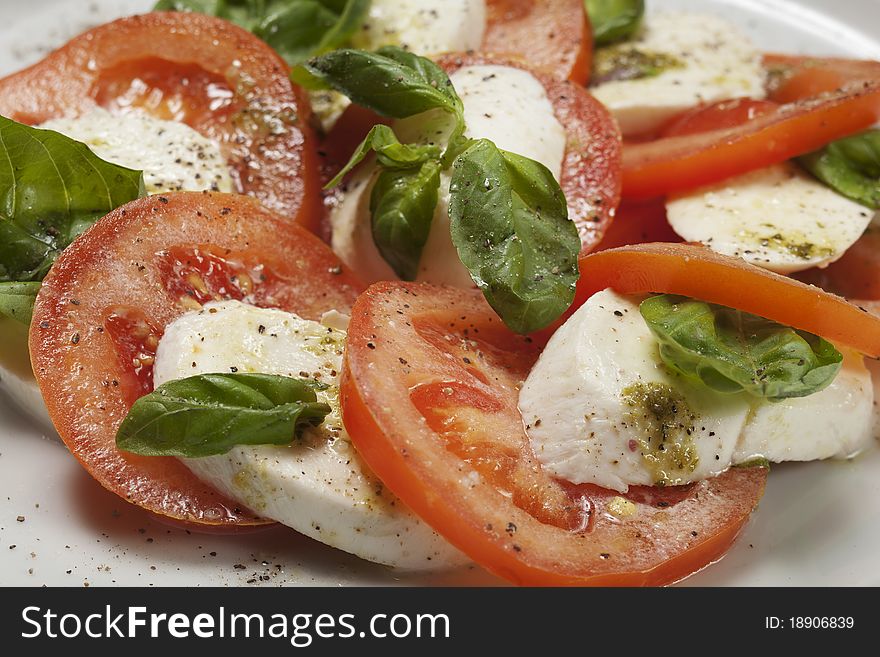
591, 45, 684, 85
621, 382, 699, 487
747, 229, 835, 261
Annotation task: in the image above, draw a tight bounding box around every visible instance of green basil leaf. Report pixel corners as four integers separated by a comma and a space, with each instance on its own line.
449, 139, 580, 334
154, 0, 371, 66
0, 281, 40, 323
798, 129, 880, 209
640, 295, 843, 401
584, 0, 645, 46
370, 159, 441, 281
325, 124, 440, 188
0, 116, 145, 283
302, 47, 464, 121
116, 373, 331, 457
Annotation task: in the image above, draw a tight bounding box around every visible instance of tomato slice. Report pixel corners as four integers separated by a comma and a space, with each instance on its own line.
341, 282, 767, 586
484, 0, 592, 84
621, 82, 880, 199
0, 13, 322, 232
30, 193, 364, 528
764, 54, 880, 103
660, 98, 779, 137
574, 243, 880, 357
593, 199, 680, 251
327, 53, 622, 253
796, 225, 880, 301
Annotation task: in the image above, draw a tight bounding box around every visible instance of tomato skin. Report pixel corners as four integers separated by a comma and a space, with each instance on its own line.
341, 282, 767, 586
30, 193, 364, 528
0, 13, 323, 233
574, 243, 880, 357
660, 98, 778, 137
485, 0, 592, 84
622, 81, 880, 199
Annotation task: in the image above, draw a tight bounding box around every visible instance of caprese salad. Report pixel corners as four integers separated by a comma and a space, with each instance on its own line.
1, 0, 879, 586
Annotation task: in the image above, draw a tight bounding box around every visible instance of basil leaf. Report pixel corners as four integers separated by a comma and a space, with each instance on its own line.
449, 139, 580, 334
584, 0, 645, 46
301, 48, 464, 121
0, 116, 144, 283
640, 295, 843, 401
370, 159, 441, 281
154, 0, 371, 66
325, 124, 440, 188
798, 129, 880, 209
0, 281, 40, 323
116, 373, 331, 457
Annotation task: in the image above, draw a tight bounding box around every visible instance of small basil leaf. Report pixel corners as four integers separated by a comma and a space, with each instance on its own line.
370, 159, 442, 281
302, 48, 463, 121
0, 116, 145, 283
584, 0, 645, 46
154, 0, 371, 66
116, 373, 331, 458
798, 129, 880, 209
0, 281, 40, 323
640, 295, 843, 401
449, 139, 580, 334
325, 124, 440, 188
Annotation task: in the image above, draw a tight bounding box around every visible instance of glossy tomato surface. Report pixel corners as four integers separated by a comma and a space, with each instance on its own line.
30, 193, 364, 528
341, 282, 767, 586
0, 13, 322, 231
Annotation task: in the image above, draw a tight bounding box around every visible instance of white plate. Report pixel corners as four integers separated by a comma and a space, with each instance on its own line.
0, 0, 878, 587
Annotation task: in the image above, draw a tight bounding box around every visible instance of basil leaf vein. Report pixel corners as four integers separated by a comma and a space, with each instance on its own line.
154, 0, 371, 66
449, 139, 580, 334
0, 116, 144, 283
117, 373, 331, 457
640, 295, 843, 400
798, 128, 880, 209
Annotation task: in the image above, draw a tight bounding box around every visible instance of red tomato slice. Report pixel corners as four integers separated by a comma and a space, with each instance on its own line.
593, 199, 680, 251
341, 282, 767, 586
0, 13, 322, 233
764, 54, 880, 103
574, 243, 880, 357
30, 193, 364, 528
660, 98, 778, 137
324, 54, 622, 253
484, 0, 592, 84
621, 81, 880, 199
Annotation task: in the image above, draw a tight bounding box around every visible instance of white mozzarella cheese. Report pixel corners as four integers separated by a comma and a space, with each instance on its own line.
0, 318, 52, 427
666, 162, 876, 274
153, 300, 467, 570
519, 289, 875, 492
39, 108, 234, 195
352, 0, 486, 55
591, 13, 766, 136
330, 64, 566, 286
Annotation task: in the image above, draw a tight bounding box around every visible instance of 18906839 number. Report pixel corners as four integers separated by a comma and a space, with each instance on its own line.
789, 617, 855, 629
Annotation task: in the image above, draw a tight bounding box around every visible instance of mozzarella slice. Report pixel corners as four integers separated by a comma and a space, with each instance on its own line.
519, 289, 874, 492
39, 108, 234, 194
591, 13, 766, 136
331, 64, 566, 286
352, 0, 486, 55
666, 162, 876, 274
311, 0, 487, 132
153, 300, 466, 570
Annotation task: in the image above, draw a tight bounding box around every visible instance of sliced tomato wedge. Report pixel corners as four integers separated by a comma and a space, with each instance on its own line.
324, 53, 621, 252
622, 81, 880, 199
0, 13, 322, 232
574, 243, 880, 357
484, 0, 592, 84
764, 54, 880, 103
660, 98, 779, 137
30, 193, 364, 528
341, 282, 767, 586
